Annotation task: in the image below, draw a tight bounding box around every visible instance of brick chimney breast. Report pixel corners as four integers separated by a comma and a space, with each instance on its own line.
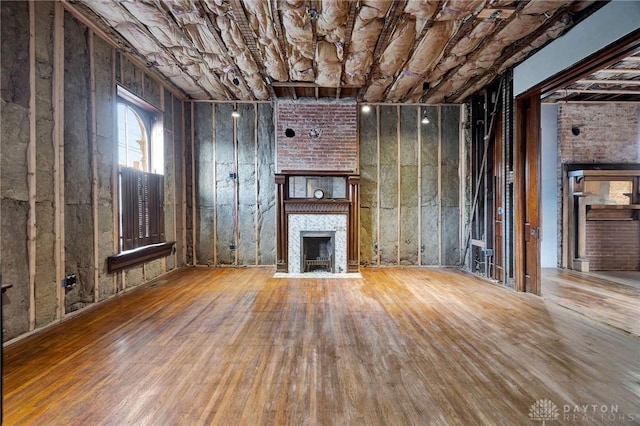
276, 99, 358, 173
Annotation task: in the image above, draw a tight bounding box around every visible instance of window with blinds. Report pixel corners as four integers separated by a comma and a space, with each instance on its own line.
120, 168, 164, 251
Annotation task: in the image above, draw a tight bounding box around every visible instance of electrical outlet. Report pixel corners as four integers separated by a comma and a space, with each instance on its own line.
229, 244, 236, 250
62, 274, 77, 288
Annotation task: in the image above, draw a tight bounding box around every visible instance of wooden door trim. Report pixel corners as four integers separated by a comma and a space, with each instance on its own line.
514, 92, 541, 294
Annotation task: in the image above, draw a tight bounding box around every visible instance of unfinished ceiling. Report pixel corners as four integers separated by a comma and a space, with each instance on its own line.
69, 0, 607, 103
543, 48, 640, 102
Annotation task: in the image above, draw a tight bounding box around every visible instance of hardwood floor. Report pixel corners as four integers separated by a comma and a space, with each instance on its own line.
541, 268, 640, 337
3, 267, 640, 425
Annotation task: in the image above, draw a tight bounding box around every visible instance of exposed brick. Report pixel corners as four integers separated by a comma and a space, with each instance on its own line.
276, 99, 358, 172
585, 221, 640, 271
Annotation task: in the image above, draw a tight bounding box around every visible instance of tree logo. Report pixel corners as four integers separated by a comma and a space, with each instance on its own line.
529, 399, 559, 424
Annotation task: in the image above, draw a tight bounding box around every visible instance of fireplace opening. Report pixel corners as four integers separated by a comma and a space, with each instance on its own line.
301, 232, 334, 273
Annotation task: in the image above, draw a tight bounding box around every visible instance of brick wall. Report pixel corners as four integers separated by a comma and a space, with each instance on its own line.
558, 104, 639, 164
585, 221, 640, 271
558, 104, 640, 269
276, 100, 358, 172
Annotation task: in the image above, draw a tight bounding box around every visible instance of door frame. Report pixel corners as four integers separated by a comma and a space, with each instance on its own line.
512, 30, 640, 294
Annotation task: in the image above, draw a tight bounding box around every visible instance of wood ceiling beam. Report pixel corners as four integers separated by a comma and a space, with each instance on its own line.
271, 81, 359, 88
597, 68, 640, 74
564, 88, 640, 95
576, 79, 640, 85
357, 0, 407, 101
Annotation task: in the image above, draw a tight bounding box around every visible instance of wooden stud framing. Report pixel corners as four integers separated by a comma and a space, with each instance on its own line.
233, 103, 239, 266
254, 104, 259, 265
53, 1, 65, 319
28, 0, 37, 330
438, 106, 442, 265
376, 106, 381, 266
212, 104, 218, 266
191, 102, 197, 265
397, 105, 401, 266
89, 30, 99, 303
181, 102, 187, 266
160, 87, 167, 274
459, 107, 466, 266
111, 47, 118, 295
417, 107, 423, 266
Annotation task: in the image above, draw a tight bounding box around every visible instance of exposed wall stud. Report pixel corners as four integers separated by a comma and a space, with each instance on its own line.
376, 105, 381, 266
89, 30, 99, 303
438, 106, 443, 265
233, 103, 239, 266
417, 106, 422, 266
212, 103, 218, 265
181, 101, 187, 266
397, 105, 401, 265
28, 0, 37, 330
254, 103, 259, 265
191, 102, 197, 265
53, 1, 66, 319
111, 46, 118, 295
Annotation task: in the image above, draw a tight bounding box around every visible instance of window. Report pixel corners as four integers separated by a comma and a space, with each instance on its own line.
117, 87, 164, 252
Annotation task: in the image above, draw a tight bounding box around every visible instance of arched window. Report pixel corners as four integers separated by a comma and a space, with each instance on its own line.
117, 103, 149, 171
116, 87, 164, 252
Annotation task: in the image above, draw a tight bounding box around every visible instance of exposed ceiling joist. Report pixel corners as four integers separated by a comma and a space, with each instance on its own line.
71, 0, 611, 103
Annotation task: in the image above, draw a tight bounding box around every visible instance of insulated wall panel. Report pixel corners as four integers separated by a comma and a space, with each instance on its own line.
185, 104, 193, 265
119, 56, 143, 98
93, 36, 116, 301
64, 12, 94, 312
400, 106, 419, 265
359, 107, 378, 265
237, 104, 257, 265
215, 103, 235, 265
34, 0, 58, 324
164, 89, 176, 271
358, 105, 461, 268
256, 103, 276, 265
195, 103, 215, 265
1, 1, 31, 340
378, 106, 399, 265
173, 95, 185, 267
441, 106, 460, 266
421, 106, 440, 265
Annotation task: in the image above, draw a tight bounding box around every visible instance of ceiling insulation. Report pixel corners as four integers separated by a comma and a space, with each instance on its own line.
72, 0, 609, 103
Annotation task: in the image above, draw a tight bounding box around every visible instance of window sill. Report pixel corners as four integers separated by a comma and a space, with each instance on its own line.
107, 241, 175, 274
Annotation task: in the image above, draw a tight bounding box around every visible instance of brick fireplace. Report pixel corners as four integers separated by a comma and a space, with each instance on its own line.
275, 100, 359, 274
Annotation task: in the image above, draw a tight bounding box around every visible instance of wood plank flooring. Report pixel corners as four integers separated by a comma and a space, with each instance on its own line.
541, 268, 640, 337
3, 267, 640, 425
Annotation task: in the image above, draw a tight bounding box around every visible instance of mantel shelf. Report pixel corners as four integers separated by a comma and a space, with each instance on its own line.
587, 204, 640, 210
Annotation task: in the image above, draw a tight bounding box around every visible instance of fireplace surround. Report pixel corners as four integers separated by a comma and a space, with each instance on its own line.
275, 172, 359, 273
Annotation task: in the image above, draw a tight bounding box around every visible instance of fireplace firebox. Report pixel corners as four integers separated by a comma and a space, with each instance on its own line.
301, 232, 335, 272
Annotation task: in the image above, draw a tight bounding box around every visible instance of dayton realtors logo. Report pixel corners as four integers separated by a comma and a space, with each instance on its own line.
529, 399, 638, 423
529, 399, 560, 424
